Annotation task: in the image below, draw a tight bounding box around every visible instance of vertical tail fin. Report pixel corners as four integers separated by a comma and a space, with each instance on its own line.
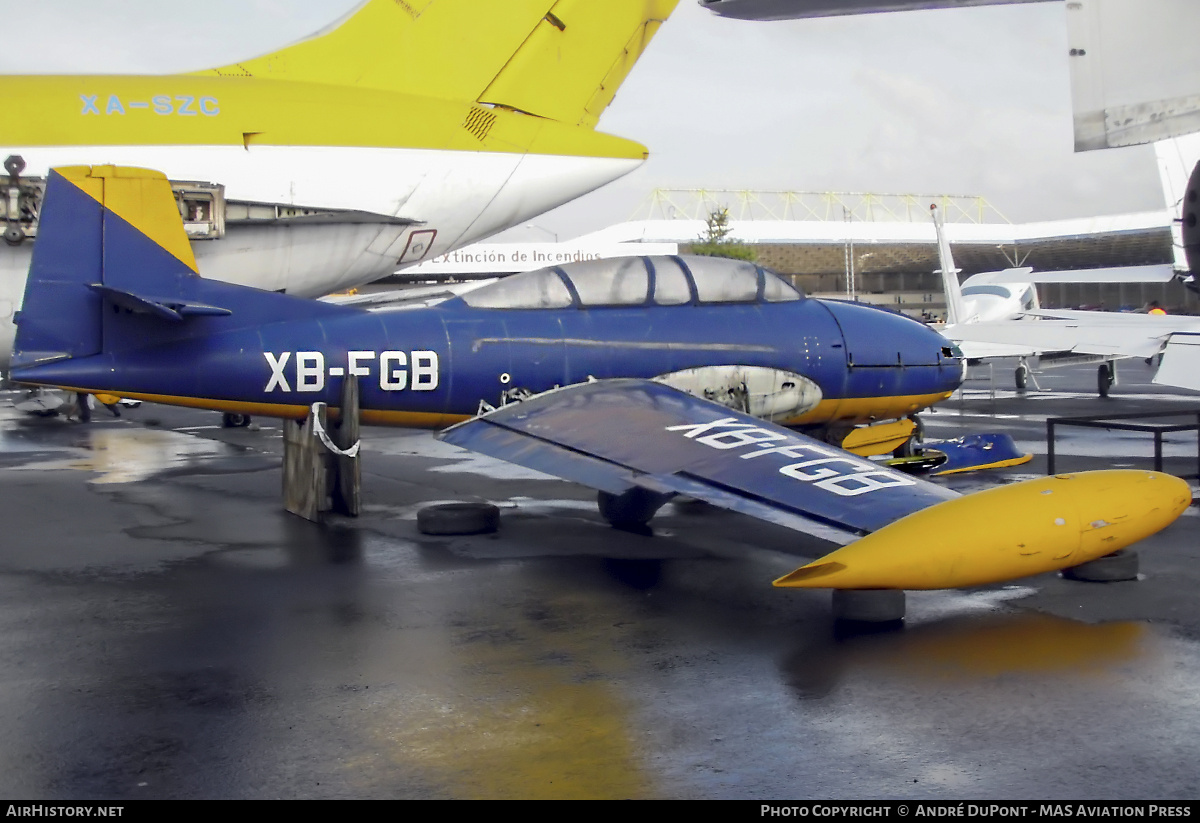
13, 166, 348, 375
12, 166, 199, 369
930, 204, 968, 326
194, 0, 680, 128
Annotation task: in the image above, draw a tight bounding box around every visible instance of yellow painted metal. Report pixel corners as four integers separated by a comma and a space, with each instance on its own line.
841, 418, 916, 457
932, 452, 1032, 476
0, 0, 686, 160
774, 470, 1192, 590
0, 76, 646, 159
782, 390, 954, 427
480, 0, 680, 127
197, 0, 547, 102
14, 384, 472, 431
0, 0, 682, 159
60, 166, 198, 273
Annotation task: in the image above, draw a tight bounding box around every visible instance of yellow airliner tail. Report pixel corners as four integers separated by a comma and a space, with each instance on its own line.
193, 0, 679, 128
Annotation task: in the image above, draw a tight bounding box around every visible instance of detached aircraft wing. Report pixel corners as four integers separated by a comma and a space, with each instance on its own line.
439, 377, 1189, 590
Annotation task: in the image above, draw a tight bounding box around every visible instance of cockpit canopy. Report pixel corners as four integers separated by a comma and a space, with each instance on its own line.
458, 255, 803, 309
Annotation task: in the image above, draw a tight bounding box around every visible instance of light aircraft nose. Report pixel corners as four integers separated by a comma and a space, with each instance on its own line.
774, 470, 1192, 590
819, 299, 964, 394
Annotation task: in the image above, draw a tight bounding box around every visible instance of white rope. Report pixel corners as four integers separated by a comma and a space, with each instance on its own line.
309, 402, 360, 458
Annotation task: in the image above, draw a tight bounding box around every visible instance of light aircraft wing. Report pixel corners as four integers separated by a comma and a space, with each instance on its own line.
1154, 334, 1200, 391
948, 336, 1048, 360
439, 378, 1190, 590
1023, 309, 1200, 325
949, 311, 1200, 391
947, 316, 1176, 360
981, 265, 1180, 285
440, 377, 957, 547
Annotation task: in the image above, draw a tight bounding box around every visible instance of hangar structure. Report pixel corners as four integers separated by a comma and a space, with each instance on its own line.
566, 189, 1183, 318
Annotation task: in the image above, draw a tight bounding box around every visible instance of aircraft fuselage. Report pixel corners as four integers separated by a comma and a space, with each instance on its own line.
16, 282, 964, 431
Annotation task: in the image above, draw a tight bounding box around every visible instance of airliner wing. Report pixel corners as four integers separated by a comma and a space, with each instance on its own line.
699, 0, 1049, 21
438, 378, 957, 546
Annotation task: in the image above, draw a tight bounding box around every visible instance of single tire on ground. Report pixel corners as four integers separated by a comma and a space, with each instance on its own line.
1098, 363, 1114, 397
597, 488, 670, 529
1015, 364, 1028, 390
1061, 550, 1139, 582
417, 502, 500, 536
832, 589, 906, 623
672, 496, 712, 515
222, 412, 251, 428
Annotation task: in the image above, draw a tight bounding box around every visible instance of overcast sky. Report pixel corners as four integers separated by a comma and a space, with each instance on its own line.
0, 0, 1167, 240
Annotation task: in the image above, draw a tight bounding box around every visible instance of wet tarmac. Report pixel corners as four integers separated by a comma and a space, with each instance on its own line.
2, 359, 1200, 800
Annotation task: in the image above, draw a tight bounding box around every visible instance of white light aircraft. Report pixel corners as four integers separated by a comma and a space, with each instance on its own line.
931, 204, 1200, 395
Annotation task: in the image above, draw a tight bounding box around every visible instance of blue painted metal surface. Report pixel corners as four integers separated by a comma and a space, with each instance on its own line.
927, 433, 1030, 475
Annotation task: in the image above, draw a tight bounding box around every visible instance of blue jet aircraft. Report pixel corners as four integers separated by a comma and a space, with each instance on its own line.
10, 166, 1192, 592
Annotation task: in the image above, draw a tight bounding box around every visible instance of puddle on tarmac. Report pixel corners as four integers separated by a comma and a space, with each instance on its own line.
7, 426, 236, 484
369, 432, 559, 481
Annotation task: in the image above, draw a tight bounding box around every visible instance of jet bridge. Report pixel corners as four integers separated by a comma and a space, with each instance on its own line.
1, 154, 414, 249
1, 155, 226, 245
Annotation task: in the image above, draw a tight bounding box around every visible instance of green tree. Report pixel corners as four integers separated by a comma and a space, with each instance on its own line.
689, 207, 757, 262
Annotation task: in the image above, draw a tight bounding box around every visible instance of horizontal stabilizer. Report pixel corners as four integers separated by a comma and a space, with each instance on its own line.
438, 378, 958, 545
87, 285, 232, 322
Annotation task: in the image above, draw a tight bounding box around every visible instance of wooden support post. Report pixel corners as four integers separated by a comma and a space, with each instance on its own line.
330, 377, 361, 516
282, 379, 362, 522
283, 406, 327, 522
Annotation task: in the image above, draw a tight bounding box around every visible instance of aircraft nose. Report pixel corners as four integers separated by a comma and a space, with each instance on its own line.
821, 300, 964, 392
